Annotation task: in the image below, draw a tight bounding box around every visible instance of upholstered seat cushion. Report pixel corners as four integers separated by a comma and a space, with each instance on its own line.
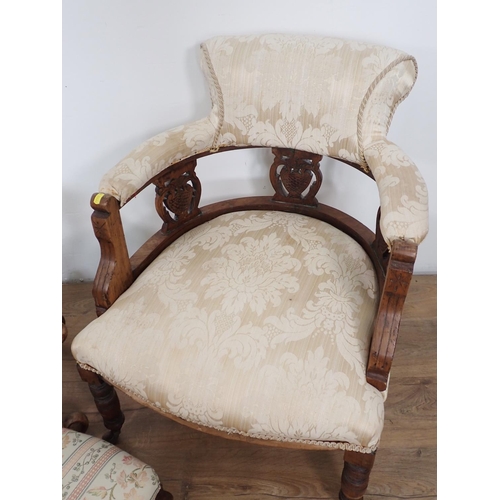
72, 211, 384, 452
62, 428, 161, 500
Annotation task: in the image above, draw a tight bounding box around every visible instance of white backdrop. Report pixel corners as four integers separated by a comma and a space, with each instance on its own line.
62, 0, 436, 281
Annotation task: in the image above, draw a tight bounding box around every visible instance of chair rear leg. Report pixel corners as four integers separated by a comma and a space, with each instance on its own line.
339, 450, 376, 500
77, 364, 125, 444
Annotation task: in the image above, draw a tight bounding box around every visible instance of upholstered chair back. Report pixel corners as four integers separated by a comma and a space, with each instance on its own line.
98, 34, 426, 249
201, 34, 417, 170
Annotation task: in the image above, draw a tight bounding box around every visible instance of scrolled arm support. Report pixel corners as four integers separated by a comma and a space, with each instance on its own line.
366, 239, 417, 391
90, 193, 133, 315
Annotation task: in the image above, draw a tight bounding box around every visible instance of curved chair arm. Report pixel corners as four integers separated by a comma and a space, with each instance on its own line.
99, 117, 216, 206
364, 138, 428, 247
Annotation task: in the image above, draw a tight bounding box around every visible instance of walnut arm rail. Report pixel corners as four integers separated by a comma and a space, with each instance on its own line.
89, 190, 385, 312
88, 147, 377, 314
89, 147, 420, 394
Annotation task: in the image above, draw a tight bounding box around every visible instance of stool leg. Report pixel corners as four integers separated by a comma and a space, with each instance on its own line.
155, 487, 174, 500
77, 364, 125, 444
339, 450, 376, 500
63, 411, 89, 433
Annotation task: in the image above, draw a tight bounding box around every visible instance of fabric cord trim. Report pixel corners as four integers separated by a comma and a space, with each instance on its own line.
200, 43, 225, 152
76, 362, 379, 454
357, 55, 418, 172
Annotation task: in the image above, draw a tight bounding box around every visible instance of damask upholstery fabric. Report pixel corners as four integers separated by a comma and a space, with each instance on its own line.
98, 117, 216, 203
200, 35, 416, 167
72, 211, 385, 452
96, 34, 427, 246
62, 428, 161, 500
365, 138, 428, 245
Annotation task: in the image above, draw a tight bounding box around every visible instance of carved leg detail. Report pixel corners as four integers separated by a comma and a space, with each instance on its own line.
77, 364, 125, 444
339, 450, 376, 500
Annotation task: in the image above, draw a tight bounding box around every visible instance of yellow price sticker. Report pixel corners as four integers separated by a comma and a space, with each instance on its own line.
93, 193, 105, 205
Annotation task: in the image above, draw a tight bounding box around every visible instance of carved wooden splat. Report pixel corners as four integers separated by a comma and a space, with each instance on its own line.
270, 147, 323, 206
153, 160, 201, 232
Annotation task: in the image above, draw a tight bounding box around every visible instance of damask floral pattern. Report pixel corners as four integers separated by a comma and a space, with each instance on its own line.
62, 429, 161, 500
95, 34, 427, 246
365, 138, 429, 244
98, 117, 215, 203
247, 347, 363, 443
72, 211, 384, 452
201, 233, 301, 315
201, 34, 416, 162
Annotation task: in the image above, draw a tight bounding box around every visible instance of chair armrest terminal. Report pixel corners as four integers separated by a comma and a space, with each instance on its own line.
90, 193, 133, 315
365, 138, 428, 248
366, 239, 417, 391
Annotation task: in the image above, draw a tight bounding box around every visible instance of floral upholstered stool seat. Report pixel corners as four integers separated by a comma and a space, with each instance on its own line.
72, 210, 385, 452
62, 428, 172, 500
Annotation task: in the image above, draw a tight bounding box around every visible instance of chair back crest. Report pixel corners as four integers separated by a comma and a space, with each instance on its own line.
201, 34, 417, 170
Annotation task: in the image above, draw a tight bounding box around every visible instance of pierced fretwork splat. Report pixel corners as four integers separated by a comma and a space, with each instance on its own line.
153, 160, 201, 233
270, 147, 323, 206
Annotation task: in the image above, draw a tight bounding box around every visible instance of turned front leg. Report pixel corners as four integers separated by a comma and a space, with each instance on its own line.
339, 450, 376, 500
77, 364, 125, 444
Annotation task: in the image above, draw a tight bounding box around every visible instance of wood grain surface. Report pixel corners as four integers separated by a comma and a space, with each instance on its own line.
62, 275, 436, 500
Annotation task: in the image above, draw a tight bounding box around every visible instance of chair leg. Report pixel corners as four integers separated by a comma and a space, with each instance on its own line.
339, 450, 376, 500
155, 486, 173, 500
63, 411, 89, 433
77, 364, 125, 444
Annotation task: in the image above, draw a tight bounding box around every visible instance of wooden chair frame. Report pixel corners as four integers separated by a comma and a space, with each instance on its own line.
78, 145, 418, 500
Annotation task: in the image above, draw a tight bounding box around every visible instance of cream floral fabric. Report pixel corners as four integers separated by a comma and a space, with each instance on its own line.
98, 117, 215, 202
96, 34, 427, 246
365, 138, 429, 245
201, 34, 416, 166
62, 428, 161, 500
72, 211, 385, 452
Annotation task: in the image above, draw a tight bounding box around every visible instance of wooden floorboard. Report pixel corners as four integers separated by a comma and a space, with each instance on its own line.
62, 275, 436, 500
